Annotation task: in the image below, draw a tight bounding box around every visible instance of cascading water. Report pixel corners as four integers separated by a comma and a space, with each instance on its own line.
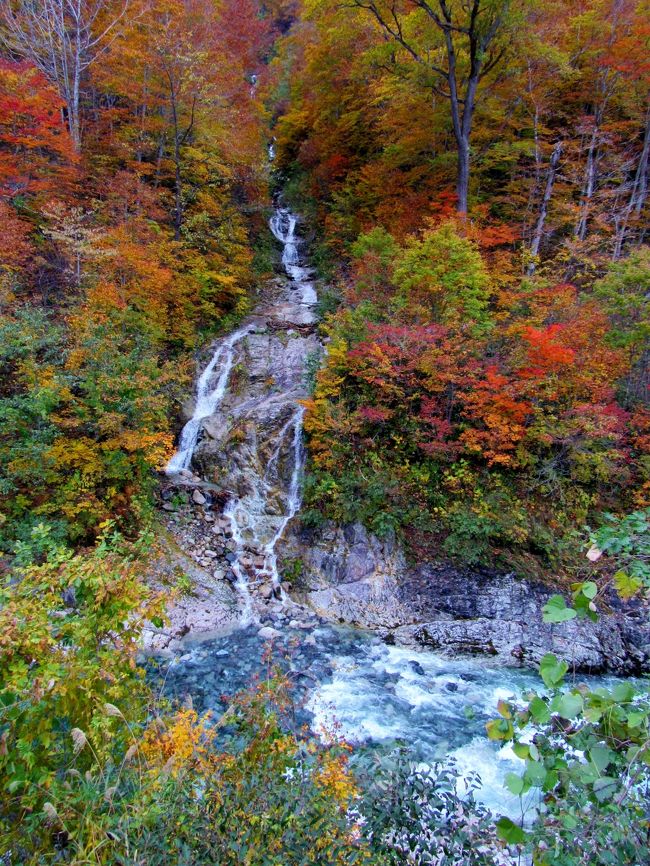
158, 198, 554, 834
166, 325, 252, 473
165, 202, 317, 617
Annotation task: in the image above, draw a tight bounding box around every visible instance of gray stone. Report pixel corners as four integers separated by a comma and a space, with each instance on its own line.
257, 626, 281, 640
192, 489, 206, 505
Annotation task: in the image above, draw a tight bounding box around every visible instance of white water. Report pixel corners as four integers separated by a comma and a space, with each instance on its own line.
166, 325, 252, 473
270, 208, 318, 303
166, 203, 317, 613
306, 640, 541, 820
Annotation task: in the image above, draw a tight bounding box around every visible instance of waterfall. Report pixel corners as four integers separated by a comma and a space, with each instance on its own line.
165, 200, 318, 618
166, 325, 252, 474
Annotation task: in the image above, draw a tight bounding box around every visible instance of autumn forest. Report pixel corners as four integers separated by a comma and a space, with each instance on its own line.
1, 0, 649, 863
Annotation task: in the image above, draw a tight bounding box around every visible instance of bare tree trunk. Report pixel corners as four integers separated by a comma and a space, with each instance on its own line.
1, 0, 129, 150
166, 70, 195, 241
353, 0, 508, 216
613, 102, 650, 259
575, 119, 600, 241
527, 141, 562, 275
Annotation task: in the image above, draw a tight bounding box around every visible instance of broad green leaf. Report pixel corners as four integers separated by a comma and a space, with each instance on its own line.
529, 696, 551, 724
539, 653, 568, 688
504, 772, 525, 796
495, 816, 528, 845
593, 776, 618, 802
554, 692, 583, 719
542, 595, 577, 623
613, 570, 642, 599
589, 745, 614, 772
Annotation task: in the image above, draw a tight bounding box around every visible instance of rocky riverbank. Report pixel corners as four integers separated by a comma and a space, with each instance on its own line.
281, 521, 650, 675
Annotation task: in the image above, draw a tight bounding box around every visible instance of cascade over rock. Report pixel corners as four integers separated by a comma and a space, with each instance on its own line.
157, 203, 321, 633
156, 201, 649, 676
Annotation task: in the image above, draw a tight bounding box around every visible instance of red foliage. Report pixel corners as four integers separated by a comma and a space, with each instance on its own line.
0, 60, 76, 199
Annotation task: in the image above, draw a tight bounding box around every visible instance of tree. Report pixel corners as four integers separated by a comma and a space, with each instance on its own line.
350, 0, 518, 213
1, 0, 130, 148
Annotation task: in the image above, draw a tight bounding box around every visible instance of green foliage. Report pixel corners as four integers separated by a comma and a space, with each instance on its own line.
354, 750, 501, 864
1, 648, 376, 865
0, 304, 181, 550
392, 223, 493, 335
0, 528, 161, 825
488, 520, 650, 865
589, 508, 650, 598
594, 248, 650, 358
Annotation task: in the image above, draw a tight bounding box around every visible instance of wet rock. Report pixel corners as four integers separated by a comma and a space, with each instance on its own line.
225, 552, 237, 565
409, 660, 425, 677
260, 583, 274, 600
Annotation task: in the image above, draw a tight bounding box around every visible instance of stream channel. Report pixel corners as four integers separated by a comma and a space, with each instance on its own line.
158, 202, 546, 821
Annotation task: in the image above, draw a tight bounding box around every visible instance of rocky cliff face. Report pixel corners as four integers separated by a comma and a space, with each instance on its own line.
282, 521, 650, 674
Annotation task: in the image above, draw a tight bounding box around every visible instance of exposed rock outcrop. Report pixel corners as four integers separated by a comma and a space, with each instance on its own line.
283, 521, 650, 674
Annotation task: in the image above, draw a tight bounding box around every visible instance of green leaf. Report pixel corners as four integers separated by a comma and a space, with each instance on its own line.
529, 696, 551, 724
612, 682, 635, 703
593, 776, 618, 802
504, 772, 525, 796
613, 570, 642, 599
627, 710, 646, 729
524, 759, 547, 786
542, 595, 577, 623
589, 745, 614, 772
554, 692, 583, 719
495, 816, 528, 845
512, 742, 530, 760
539, 653, 569, 688
581, 581, 598, 600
